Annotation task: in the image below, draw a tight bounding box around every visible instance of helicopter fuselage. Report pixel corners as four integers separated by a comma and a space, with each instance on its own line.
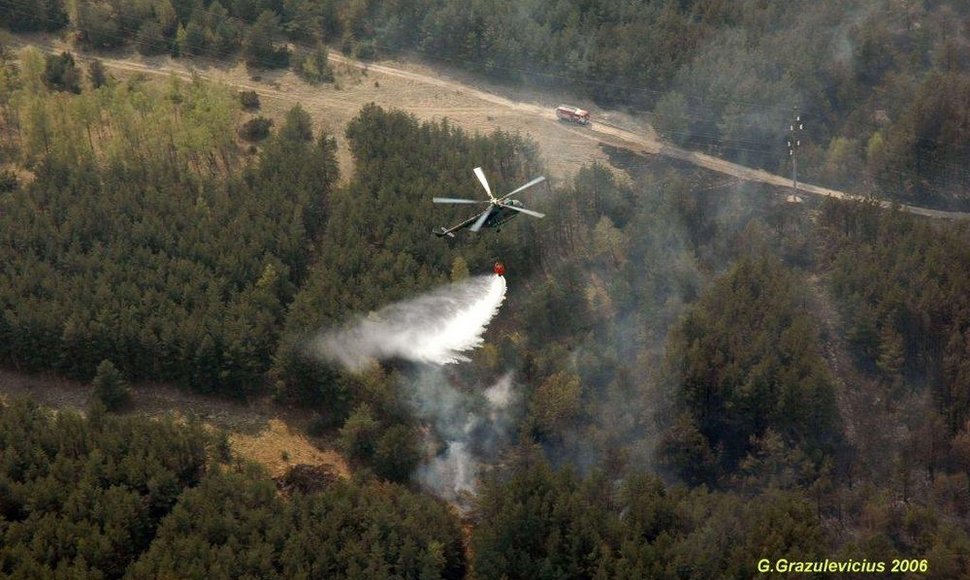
432, 168, 545, 237
481, 200, 524, 229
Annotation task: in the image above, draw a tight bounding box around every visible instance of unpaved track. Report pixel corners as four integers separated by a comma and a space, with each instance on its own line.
11, 35, 969, 219
330, 53, 968, 219
9, 35, 614, 182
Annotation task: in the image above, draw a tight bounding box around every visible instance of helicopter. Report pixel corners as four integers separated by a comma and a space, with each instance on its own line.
433, 167, 546, 237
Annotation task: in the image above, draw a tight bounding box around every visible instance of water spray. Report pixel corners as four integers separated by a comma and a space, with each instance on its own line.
311, 274, 507, 371
308, 268, 515, 504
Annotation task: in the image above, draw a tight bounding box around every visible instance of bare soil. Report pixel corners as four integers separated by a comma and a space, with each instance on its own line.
12, 32, 968, 219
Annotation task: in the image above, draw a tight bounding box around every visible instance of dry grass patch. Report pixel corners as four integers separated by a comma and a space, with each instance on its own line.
230, 418, 350, 479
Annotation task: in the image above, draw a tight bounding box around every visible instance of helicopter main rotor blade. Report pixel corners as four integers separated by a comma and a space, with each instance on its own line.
498, 176, 546, 201
474, 167, 495, 201
504, 205, 545, 219
433, 197, 488, 204
469, 207, 493, 232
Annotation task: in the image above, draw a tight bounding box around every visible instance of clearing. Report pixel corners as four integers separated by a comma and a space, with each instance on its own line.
0, 368, 350, 480
10, 33, 969, 219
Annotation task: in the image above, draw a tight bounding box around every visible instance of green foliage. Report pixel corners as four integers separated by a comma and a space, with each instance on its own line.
281, 0, 341, 41
293, 45, 335, 84
238, 89, 260, 110
325, 366, 421, 483
522, 271, 590, 341
0, 399, 462, 578
340, 403, 381, 462
272, 347, 351, 418
87, 58, 108, 89
176, 21, 205, 56
473, 454, 828, 578
276, 104, 541, 400
450, 256, 469, 281
656, 412, 718, 486
373, 423, 422, 483
0, 168, 17, 192
529, 371, 583, 439
473, 455, 612, 579
239, 115, 273, 141
43, 51, 80, 94
0, 78, 338, 398
516, 162, 790, 478
76, 1, 122, 48
170, 5, 225, 55
8, 1, 970, 207
0, 0, 67, 32
130, 468, 466, 578
126, 466, 283, 579
134, 20, 169, 56
278, 103, 314, 142
92, 359, 131, 411
652, 90, 690, 140
306, 413, 332, 437
819, 200, 970, 433
821, 136, 863, 188
876, 71, 970, 205
660, 256, 842, 485
244, 11, 290, 69
4, 5, 970, 565
0, 399, 214, 577
876, 324, 905, 385
353, 40, 378, 61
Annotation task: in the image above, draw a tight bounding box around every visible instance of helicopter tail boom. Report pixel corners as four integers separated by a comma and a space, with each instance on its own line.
434, 227, 456, 238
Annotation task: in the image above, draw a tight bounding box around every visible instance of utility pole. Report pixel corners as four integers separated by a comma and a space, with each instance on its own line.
788, 108, 803, 191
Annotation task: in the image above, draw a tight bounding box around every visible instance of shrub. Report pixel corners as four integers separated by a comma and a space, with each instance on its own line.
238, 116, 273, 142
44, 51, 81, 93
239, 90, 260, 110
0, 169, 17, 193
294, 46, 334, 84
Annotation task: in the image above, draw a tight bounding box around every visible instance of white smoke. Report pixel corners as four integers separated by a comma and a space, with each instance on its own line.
412, 372, 519, 505
423, 440, 477, 499
309, 273, 516, 504
484, 373, 514, 409
311, 275, 507, 371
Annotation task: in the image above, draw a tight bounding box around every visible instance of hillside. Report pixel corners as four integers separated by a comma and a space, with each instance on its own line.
4, 0, 970, 209
3, 2, 970, 577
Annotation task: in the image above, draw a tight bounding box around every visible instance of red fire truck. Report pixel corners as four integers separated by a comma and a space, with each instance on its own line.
555, 105, 591, 125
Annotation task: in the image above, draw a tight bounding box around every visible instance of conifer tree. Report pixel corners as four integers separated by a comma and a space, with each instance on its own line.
92, 359, 131, 411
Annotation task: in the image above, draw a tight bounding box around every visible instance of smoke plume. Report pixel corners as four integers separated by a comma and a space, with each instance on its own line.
411, 370, 518, 504
311, 275, 507, 371
309, 273, 517, 503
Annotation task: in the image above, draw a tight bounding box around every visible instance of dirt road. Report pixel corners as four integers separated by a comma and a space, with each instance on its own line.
12, 35, 969, 219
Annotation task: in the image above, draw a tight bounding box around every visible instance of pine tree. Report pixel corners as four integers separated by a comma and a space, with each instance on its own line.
92, 359, 131, 411
88, 59, 108, 89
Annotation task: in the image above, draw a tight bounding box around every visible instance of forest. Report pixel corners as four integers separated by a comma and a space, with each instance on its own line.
2, 2, 970, 578
3, 0, 970, 207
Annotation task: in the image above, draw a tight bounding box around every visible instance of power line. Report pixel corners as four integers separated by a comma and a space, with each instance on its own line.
5, 0, 970, 201
5, 0, 964, 162
788, 108, 804, 191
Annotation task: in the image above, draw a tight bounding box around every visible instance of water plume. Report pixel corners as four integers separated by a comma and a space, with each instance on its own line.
312, 275, 506, 371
